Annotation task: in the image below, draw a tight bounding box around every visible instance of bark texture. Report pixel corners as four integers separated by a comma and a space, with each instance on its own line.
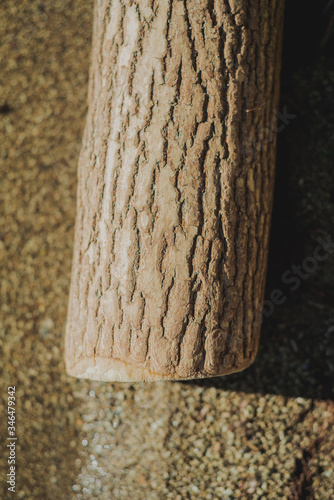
65, 0, 284, 381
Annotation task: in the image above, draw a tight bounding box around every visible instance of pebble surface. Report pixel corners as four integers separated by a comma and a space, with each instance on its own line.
1, 1, 333, 499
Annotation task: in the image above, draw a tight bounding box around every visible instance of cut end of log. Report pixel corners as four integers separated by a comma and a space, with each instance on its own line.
65, 350, 258, 383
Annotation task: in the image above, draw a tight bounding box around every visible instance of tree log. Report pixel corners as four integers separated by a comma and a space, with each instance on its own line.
65, 0, 284, 381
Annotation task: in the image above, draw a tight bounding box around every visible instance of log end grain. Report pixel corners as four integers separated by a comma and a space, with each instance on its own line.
65, 343, 259, 382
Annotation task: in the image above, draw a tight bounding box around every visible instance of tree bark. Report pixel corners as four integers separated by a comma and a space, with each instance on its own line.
65, 0, 284, 382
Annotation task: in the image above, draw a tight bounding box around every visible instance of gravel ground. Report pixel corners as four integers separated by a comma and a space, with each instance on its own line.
1, 1, 333, 499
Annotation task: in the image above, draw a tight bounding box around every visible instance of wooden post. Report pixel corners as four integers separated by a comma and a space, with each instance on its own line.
65, 0, 284, 381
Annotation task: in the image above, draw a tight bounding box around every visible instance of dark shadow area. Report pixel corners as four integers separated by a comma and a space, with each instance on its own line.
185, 0, 334, 399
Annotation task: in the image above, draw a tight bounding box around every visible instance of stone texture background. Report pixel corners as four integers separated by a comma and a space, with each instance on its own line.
0, 1, 333, 499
